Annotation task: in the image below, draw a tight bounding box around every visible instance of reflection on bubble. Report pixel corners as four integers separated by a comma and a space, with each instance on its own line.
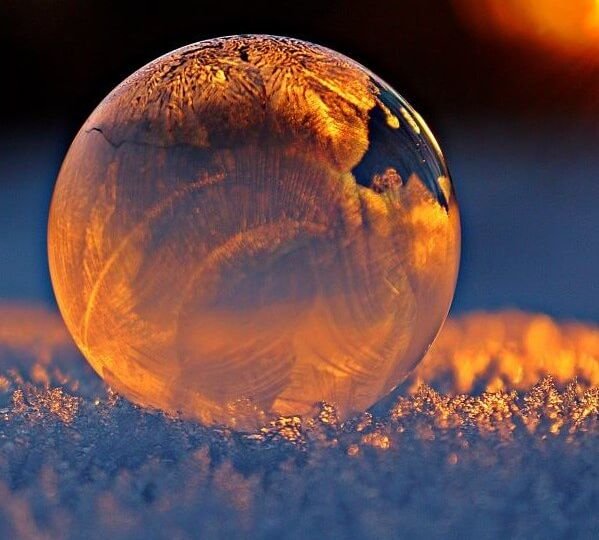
48, 35, 460, 428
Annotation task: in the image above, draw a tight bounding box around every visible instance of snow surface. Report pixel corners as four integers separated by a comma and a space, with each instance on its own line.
0, 306, 597, 539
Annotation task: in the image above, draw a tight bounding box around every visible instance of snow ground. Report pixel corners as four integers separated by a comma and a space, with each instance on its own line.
0, 306, 597, 539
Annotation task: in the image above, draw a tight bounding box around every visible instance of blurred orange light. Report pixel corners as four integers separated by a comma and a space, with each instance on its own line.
454, 0, 599, 58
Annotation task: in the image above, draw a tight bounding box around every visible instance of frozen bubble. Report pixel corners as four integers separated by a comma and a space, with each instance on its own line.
48, 35, 460, 428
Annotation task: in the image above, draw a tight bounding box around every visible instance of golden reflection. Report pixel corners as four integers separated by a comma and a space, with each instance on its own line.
412, 311, 599, 392
361, 430, 391, 450
0, 303, 71, 354
454, 0, 599, 58
48, 36, 460, 429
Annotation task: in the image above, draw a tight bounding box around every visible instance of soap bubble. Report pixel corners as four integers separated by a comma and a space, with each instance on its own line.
48, 35, 460, 429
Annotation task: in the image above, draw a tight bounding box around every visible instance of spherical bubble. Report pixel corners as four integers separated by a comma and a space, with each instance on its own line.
48, 35, 460, 429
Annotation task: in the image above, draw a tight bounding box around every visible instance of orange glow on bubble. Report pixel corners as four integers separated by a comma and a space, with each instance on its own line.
454, 0, 599, 58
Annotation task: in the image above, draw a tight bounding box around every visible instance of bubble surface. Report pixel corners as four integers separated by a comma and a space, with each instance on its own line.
48, 35, 460, 428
